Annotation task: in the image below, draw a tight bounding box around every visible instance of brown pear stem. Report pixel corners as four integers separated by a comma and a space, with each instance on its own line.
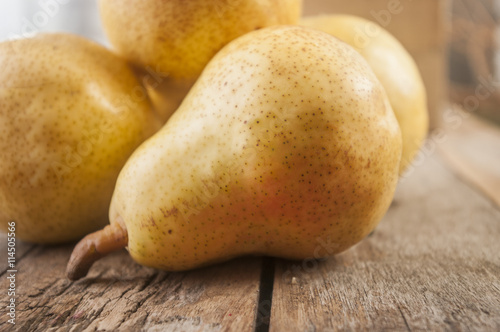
66, 222, 128, 281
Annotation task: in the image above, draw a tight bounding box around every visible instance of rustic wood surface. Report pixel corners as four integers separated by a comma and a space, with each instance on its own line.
0, 244, 263, 331
1, 119, 500, 331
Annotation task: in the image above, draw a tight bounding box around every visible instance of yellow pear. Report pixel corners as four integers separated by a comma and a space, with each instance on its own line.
98, 0, 303, 122
301, 15, 429, 173
67, 26, 401, 280
0, 33, 162, 244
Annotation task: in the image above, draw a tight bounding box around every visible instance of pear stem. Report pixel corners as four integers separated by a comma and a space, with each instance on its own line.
66, 222, 128, 281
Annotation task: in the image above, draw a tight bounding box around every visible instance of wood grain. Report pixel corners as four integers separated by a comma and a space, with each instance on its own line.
270, 153, 500, 331
0, 244, 262, 331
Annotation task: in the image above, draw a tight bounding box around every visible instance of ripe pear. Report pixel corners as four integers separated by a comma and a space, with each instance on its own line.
301, 15, 429, 173
0, 33, 162, 244
99, 0, 303, 122
67, 26, 402, 280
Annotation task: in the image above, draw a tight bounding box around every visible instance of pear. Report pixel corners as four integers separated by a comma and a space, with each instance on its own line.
301, 15, 429, 173
98, 0, 303, 122
67, 26, 402, 280
0, 33, 162, 244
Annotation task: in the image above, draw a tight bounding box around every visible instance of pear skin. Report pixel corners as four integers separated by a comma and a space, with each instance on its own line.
67, 26, 401, 280
0, 34, 162, 244
99, 0, 303, 81
301, 15, 429, 173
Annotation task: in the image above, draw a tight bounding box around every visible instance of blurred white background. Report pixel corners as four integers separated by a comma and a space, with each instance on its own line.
0, 0, 106, 44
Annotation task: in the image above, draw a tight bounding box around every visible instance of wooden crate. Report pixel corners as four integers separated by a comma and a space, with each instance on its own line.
304, 0, 451, 129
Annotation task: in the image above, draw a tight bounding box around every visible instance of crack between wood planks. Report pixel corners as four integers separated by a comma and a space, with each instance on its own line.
398, 305, 412, 332
254, 257, 275, 332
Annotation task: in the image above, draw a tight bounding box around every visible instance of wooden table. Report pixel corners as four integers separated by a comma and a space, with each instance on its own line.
1, 115, 499, 332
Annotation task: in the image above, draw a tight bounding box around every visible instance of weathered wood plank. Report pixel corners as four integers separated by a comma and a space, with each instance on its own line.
270, 152, 500, 331
0, 243, 262, 331
439, 114, 500, 207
